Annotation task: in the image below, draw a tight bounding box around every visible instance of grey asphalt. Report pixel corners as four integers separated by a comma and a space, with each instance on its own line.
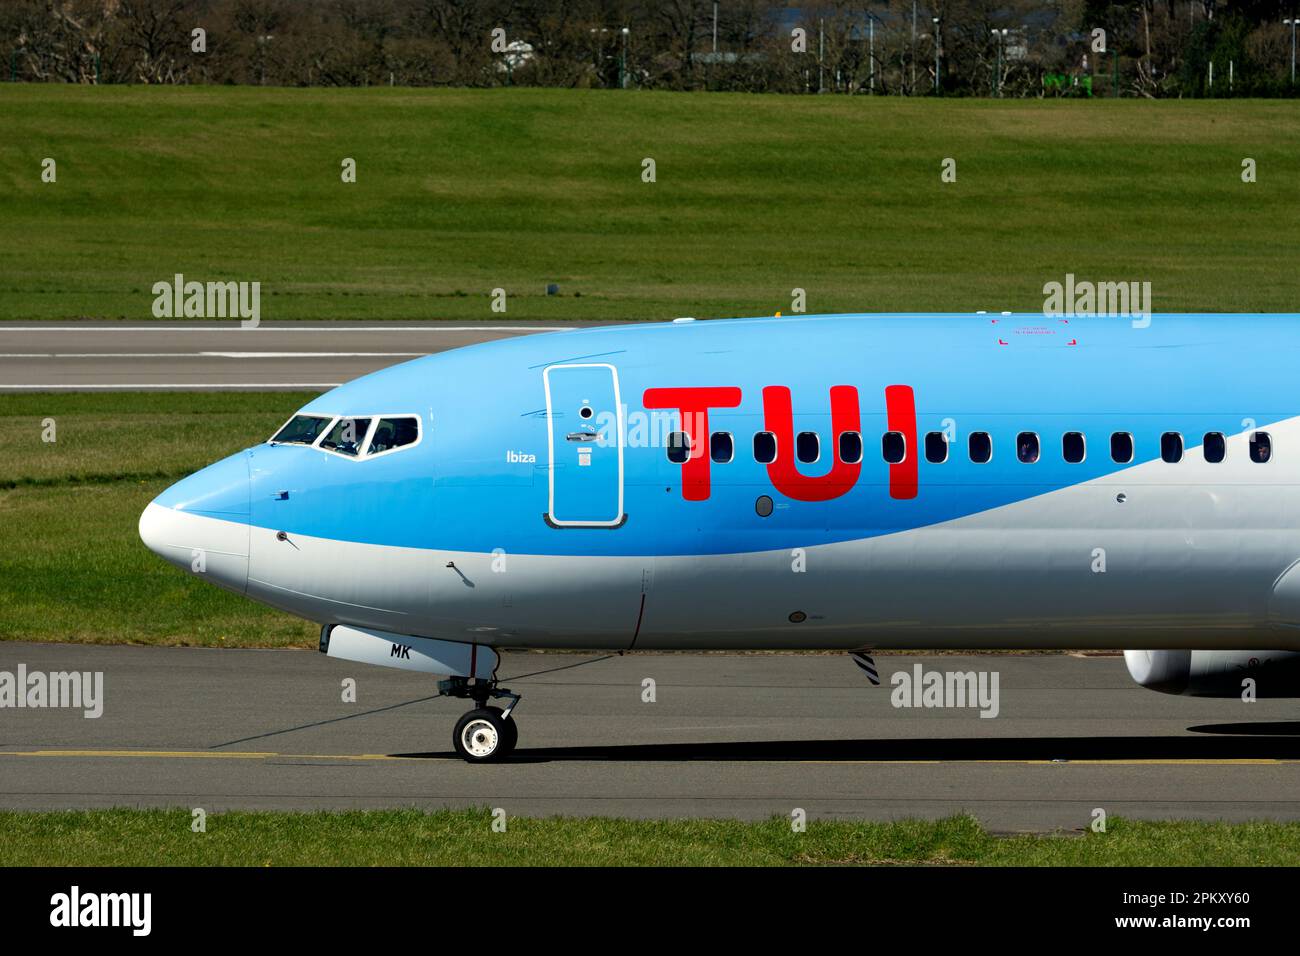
2, 643, 1299, 832
0, 321, 619, 391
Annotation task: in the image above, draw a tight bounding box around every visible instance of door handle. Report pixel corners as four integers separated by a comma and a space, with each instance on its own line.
566, 432, 599, 442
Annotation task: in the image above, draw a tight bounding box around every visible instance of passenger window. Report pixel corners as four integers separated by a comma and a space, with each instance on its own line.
881, 431, 906, 465
666, 431, 690, 464
968, 432, 992, 464
925, 431, 949, 464
320, 417, 372, 457
1203, 432, 1226, 464
1063, 432, 1086, 464
753, 432, 777, 464
1016, 432, 1040, 463
796, 432, 819, 464
839, 431, 863, 465
367, 416, 419, 455
710, 432, 734, 464
271, 414, 332, 446
1250, 431, 1272, 463
1160, 432, 1183, 463
1110, 432, 1134, 464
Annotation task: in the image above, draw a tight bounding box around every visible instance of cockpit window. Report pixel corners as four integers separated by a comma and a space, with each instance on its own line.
270, 414, 332, 446
367, 416, 420, 455
319, 417, 372, 457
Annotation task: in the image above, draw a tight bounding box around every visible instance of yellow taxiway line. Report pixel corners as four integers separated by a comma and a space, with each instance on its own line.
0, 750, 411, 762
0, 750, 1296, 766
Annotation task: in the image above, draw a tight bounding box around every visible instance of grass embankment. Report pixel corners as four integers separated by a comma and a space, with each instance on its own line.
0, 809, 1294, 866
1, 87, 1298, 320
0, 392, 318, 646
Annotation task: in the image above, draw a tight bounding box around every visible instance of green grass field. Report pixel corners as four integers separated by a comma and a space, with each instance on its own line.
2, 87, 1299, 321
0, 392, 318, 646
0, 808, 1294, 866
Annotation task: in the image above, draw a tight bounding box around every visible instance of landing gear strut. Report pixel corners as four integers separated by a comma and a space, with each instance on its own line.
440, 676, 521, 762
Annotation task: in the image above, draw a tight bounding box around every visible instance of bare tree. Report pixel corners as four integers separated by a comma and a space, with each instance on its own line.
114, 0, 192, 83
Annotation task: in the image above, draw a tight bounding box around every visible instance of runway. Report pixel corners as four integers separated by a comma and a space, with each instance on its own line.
0, 321, 614, 391
3, 643, 1299, 831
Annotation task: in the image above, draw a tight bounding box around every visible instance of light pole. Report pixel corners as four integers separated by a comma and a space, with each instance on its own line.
592, 27, 626, 88
1000, 29, 1008, 95
257, 35, 273, 86
621, 27, 629, 89
1286, 18, 1298, 86
991, 28, 1006, 97
818, 17, 824, 93
932, 16, 940, 92
869, 15, 876, 93
911, 0, 917, 93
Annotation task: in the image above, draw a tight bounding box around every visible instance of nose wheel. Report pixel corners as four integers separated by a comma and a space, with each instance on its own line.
441, 677, 521, 763
453, 707, 518, 762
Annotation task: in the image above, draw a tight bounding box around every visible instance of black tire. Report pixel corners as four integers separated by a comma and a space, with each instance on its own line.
500, 711, 519, 753
453, 707, 515, 763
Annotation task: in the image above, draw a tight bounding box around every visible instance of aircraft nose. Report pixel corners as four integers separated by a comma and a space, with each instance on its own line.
140, 451, 251, 594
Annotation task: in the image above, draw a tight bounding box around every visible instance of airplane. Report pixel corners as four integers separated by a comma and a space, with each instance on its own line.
139, 312, 1300, 761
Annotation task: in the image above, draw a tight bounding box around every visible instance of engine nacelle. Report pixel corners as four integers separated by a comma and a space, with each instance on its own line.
1123, 649, 1300, 697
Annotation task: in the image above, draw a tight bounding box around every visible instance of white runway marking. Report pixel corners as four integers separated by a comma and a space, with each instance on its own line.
0, 325, 582, 391
202, 352, 424, 358
1, 383, 342, 390
0, 326, 571, 332
0, 353, 426, 358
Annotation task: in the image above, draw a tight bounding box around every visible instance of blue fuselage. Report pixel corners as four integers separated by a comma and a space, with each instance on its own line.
142, 314, 1300, 651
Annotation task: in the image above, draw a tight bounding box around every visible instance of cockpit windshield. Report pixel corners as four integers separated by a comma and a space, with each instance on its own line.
369, 417, 419, 454
319, 417, 373, 457
268, 412, 421, 457
270, 414, 332, 446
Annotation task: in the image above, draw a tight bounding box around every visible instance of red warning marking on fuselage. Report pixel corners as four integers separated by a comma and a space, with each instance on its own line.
884, 384, 918, 500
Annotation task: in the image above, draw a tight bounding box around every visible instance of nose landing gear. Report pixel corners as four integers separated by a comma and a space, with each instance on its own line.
440, 676, 521, 762
454, 707, 518, 761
